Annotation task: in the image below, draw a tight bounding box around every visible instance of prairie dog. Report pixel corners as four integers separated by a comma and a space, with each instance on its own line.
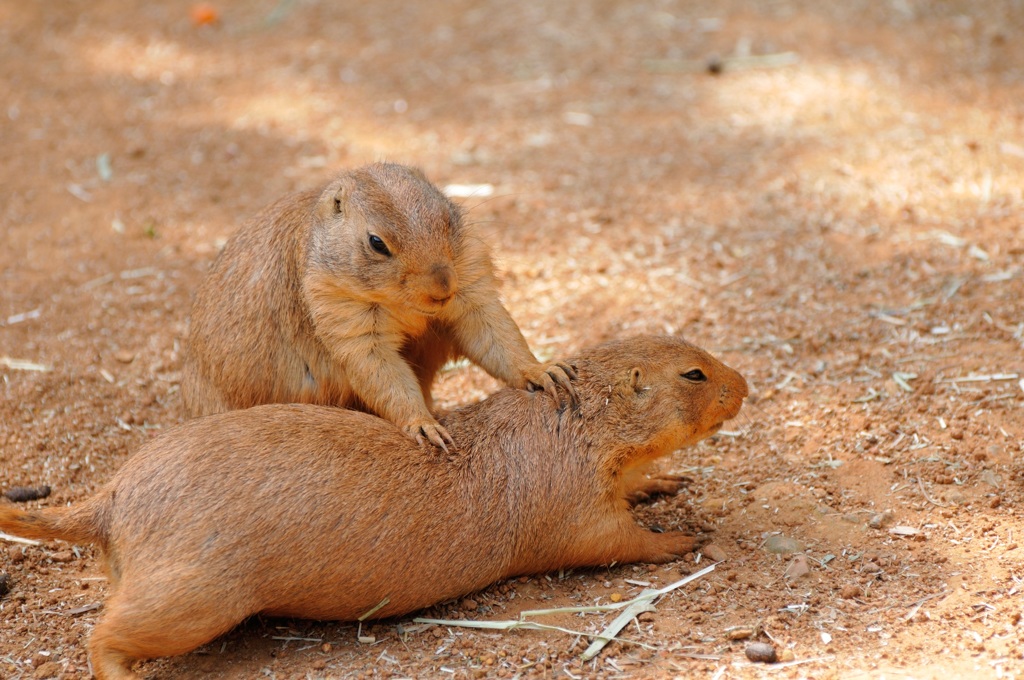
2, 335, 747, 680
181, 162, 574, 447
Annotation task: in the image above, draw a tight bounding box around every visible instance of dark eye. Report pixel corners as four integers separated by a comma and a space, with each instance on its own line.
368, 235, 391, 256
681, 369, 707, 382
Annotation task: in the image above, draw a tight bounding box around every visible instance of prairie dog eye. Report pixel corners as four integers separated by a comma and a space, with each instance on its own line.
368, 234, 391, 256
681, 369, 707, 383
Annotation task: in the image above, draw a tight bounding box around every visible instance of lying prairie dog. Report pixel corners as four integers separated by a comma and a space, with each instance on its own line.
1, 335, 747, 680
181, 161, 575, 448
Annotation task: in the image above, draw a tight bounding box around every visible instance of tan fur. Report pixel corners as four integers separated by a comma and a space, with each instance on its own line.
181, 162, 574, 447
1, 335, 747, 680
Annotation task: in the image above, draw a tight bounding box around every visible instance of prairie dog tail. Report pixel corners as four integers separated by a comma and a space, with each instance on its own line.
0, 500, 103, 546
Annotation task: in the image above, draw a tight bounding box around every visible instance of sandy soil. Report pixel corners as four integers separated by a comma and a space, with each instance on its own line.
2, 1, 1023, 678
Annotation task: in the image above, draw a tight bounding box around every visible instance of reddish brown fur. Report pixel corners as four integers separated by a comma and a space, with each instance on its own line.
1, 336, 747, 680
181, 162, 574, 447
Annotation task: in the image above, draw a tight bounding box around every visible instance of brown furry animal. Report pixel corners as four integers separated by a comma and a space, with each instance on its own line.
1, 335, 747, 680
181, 161, 574, 448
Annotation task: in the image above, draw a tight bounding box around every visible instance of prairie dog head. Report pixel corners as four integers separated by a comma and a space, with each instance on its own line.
308, 163, 464, 315
571, 335, 748, 464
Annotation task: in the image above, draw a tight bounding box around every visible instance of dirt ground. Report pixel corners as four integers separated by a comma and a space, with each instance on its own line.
2, 1, 1023, 678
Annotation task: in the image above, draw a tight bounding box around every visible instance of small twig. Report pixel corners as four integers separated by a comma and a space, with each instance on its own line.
0, 532, 41, 546
413, 617, 660, 652
520, 563, 715, 619
358, 597, 390, 621
418, 564, 716, 660
872, 312, 907, 326
80, 273, 115, 290
0, 357, 51, 372
580, 596, 656, 661
42, 603, 101, 616
892, 372, 916, 393
2, 308, 41, 326
66, 183, 93, 202
903, 591, 947, 622
917, 477, 949, 508
943, 373, 1019, 383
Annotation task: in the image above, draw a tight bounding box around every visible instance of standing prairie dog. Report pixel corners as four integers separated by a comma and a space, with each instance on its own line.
181, 162, 575, 447
0, 335, 747, 680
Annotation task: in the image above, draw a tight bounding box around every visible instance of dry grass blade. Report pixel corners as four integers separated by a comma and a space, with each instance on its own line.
579, 594, 656, 661
917, 477, 949, 508
0, 356, 51, 372
523, 563, 717, 619
357, 597, 390, 621
415, 564, 716, 660
0, 532, 41, 546
411, 616, 660, 651
891, 372, 916, 392
944, 373, 1019, 383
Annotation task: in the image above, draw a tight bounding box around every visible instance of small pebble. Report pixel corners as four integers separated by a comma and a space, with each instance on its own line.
764, 535, 804, 555
784, 554, 810, 580
745, 642, 777, 663
4, 485, 51, 503
839, 584, 862, 599
778, 648, 795, 662
700, 497, 729, 517
48, 551, 75, 564
609, 593, 622, 602
460, 598, 478, 611
702, 543, 729, 562
725, 624, 757, 641
979, 469, 1002, 488
867, 511, 893, 529
33, 661, 61, 679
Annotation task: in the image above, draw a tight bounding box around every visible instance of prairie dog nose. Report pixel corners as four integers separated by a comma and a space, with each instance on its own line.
429, 264, 457, 301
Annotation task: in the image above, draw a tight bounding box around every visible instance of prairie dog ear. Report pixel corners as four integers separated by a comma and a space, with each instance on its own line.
628, 367, 644, 392
315, 177, 354, 220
